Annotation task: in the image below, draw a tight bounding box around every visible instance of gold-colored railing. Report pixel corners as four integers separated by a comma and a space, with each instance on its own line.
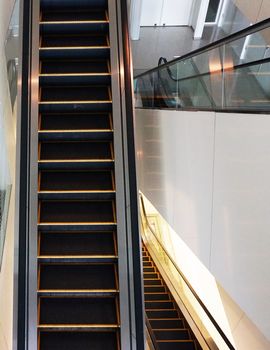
139, 193, 235, 350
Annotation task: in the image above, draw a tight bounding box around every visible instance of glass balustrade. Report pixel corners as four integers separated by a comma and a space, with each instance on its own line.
134, 19, 270, 112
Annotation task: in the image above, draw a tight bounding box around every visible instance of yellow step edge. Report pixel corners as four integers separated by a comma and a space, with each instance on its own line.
40, 46, 110, 50
38, 222, 116, 225
39, 100, 112, 104
38, 159, 114, 163
39, 73, 111, 77
40, 20, 109, 24
38, 190, 116, 193
38, 255, 118, 258
38, 289, 119, 293
38, 324, 119, 329
38, 129, 113, 132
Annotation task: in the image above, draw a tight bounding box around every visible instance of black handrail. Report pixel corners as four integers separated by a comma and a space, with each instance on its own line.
158, 56, 216, 107
135, 18, 270, 79
158, 57, 179, 81
140, 194, 236, 350
118, 0, 145, 349
17, 0, 32, 349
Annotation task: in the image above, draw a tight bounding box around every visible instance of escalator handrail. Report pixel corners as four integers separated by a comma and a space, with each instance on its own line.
134, 17, 270, 80
118, 0, 145, 348
158, 56, 217, 107
139, 194, 236, 350
158, 57, 179, 82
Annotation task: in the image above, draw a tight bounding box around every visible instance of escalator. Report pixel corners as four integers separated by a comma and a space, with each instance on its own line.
143, 244, 201, 350
17, 0, 143, 349
38, 0, 119, 349
17, 1, 269, 350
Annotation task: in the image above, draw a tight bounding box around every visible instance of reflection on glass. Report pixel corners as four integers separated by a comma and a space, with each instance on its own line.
5, 0, 20, 110
135, 19, 270, 111
206, 0, 221, 23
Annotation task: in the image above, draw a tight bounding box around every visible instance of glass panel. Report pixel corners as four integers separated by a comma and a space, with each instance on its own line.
224, 62, 270, 110
134, 19, 270, 112
225, 27, 270, 67
5, 0, 20, 110
206, 0, 220, 23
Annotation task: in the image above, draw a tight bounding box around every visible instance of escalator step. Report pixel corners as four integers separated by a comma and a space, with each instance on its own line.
41, 9, 107, 22
157, 340, 196, 350
39, 200, 114, 223
38, 223, 117, 232
150, 319, 185, 329
145, 301, 174, 309
40, 86, 110, 102
39, 297, 117, 324
39, 101, 112, 113
41, 34, 107, 48
40, 113, 111, 130
39, 74, 111, 86
154, 329, 190, 340
39, 170, 113, 191
38, 130, 113, 141
39, 47, 110, 60
143, 272, 159, 279
39, 141, 112, 160
144, 293, 170, 301
40, 0, 108, 10
144, 279, 162, 286
39, 331, 118, 350
143, 267, 156, 273
146, 310, 179, 319
38, 160, 114, 171
39, 231, 115, 256
39, 263, 116, 290
40, 59, 109, 74
144, 286, 166, 293
40, 23, 109, 36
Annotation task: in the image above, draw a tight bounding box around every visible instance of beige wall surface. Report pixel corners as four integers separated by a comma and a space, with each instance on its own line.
0, 0, 17, 349
233, 0, 270, 22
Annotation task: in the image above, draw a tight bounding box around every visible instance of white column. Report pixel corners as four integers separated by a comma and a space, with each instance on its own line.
129, 0, 143, 40
191, 0, 209, 39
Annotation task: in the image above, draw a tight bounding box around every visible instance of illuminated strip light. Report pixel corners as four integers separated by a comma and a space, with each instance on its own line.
40, 73, 111, 76
38, 129, 113, 132
39, 100, 112, 104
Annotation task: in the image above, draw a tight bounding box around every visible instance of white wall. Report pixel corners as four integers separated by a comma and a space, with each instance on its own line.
135, 108, 270, 348
140, 0, 193, 26
191, 0, 210, 39
0, 0, 17, 349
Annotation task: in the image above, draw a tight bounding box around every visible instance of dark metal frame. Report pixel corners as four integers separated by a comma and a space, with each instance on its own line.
16, 0, 32, 348
118, 0, 145, 348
